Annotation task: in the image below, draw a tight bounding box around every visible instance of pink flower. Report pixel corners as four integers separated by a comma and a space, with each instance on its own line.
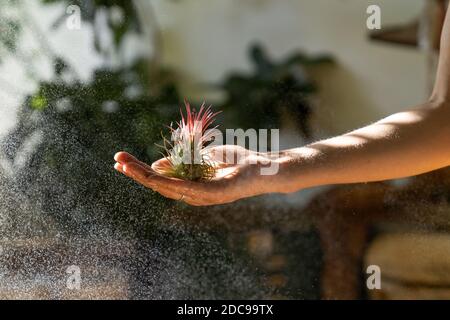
159, 100, 221, 181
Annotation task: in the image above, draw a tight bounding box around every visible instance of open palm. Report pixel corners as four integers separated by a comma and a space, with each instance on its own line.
114, 145, 273, 206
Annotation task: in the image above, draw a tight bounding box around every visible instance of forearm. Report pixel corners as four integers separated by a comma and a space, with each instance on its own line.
269, 4, 450, 194
272, 101, 450, 193
432, 2, 450, 101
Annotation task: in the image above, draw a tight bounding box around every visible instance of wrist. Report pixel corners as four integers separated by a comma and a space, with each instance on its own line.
271, 157, 301, 194
255, 155, 300, 194
267, 146, 322, 194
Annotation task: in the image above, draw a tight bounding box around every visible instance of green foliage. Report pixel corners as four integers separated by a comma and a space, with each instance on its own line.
0, 0, 22, 64
30, 93, 48, 110
0, 1, 329, 298
2, 58, 180, 234
0, 18, 21, 54
1, 57, 268, 298
42, 0, 141, 51
220, 43, 334, 137
0, 0, 207, 244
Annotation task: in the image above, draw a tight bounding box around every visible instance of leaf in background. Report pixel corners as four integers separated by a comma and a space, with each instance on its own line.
30, 93, 48, 110
42, 0, 141, 53
220, 43, 334, 136
0, 18, 21, 53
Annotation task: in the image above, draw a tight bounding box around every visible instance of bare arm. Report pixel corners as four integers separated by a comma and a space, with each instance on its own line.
431, 2, 450, 102
272, 5, 450, 192
273, 102, 450, 193
115, 99, 450, 206
115, 6, 450, 206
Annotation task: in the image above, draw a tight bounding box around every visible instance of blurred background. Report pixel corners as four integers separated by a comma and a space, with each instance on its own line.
0, 0, 449, 300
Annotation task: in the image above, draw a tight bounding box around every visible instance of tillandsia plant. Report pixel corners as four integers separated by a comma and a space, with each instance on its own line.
158, 101, 221, 181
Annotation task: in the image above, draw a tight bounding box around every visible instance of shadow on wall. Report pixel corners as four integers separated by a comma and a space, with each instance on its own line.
310, 65, 381, 138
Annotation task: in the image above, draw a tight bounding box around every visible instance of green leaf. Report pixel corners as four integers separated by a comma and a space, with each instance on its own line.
30, 94, 48, 110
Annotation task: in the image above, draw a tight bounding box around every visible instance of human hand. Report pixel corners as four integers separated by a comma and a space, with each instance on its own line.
114, 145, 277, 206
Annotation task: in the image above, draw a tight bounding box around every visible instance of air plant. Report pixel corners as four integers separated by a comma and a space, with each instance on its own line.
157, 101, 221, 181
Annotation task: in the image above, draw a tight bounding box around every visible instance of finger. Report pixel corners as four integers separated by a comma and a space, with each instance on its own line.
114, 151, 153, 171
118, 161, 205, 199
122, 162, 188, 192
117, 162, 184, 195
116, 161, 153, 189
114, 151, 136, 163
121, 161, 157, 188
151, 158, 172, 173
153, 186, 184, 201
114, 162, 125, 174
115, 152, 222, 194
116, 161, 210, 205
123, 162, 210, 196
183, 199, 207, 206
116, 162, 185, 199
153, 184, 213, 206
116, 162, 150, 185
